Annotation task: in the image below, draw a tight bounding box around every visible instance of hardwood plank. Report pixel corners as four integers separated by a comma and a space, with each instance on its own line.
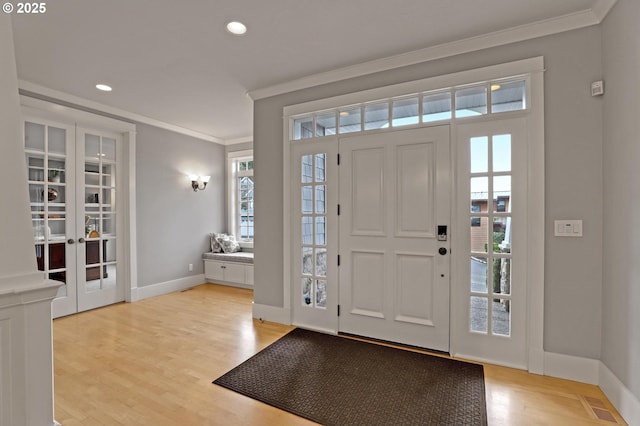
53, 284, 626, 425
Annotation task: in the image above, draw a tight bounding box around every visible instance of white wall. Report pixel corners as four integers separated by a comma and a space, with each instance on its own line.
135, 123, 225, 287
1, 15, 58, 426
254, 25, 605, 359
0, 14, 40, 288
601, 0, 640, 401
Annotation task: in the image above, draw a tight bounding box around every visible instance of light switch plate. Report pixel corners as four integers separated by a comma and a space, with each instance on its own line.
554, 220, 583, 237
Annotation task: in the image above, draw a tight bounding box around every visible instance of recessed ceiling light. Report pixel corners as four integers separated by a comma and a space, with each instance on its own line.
490, 84, 501, 91
96, 84, 112, 92
226, 21, 247, 35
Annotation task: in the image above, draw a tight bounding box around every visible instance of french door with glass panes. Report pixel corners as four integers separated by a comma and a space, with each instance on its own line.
24, 118, 124, 318
453, 118, 527, 368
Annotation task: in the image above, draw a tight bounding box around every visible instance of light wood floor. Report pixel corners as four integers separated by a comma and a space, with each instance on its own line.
53, 283, 626, 425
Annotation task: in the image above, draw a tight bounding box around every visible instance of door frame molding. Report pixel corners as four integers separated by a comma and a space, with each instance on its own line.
20, 95, 138, 308
281, 57, 544, 372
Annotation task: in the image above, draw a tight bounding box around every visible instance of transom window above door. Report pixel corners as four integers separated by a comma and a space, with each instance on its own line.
292, 79, 527, 140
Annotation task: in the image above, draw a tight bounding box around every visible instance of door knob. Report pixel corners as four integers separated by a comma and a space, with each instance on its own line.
78, 238, 86, 244
438, 247, 447, 255
67, 238, 75, 244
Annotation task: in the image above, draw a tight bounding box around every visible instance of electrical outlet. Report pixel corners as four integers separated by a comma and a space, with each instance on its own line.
188, 263, 193, 272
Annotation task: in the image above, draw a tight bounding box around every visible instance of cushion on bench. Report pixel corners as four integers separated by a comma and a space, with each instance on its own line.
202, 251, 254, 264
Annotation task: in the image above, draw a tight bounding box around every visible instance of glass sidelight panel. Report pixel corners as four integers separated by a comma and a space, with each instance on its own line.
302, 247, 313, 274
492, 299, 511, 336
315, 185, 326, 213
315, 248, 327, 277
468, 132, 514, 337
492, 258, 511, 296
302, 277, 313, 305
470, 137, 488, 173
302, 217, 313, 244
470, 297, 488, 333
316, 280, 327, 308
299, 152, 329, 309
470, 257, 488, 293
302, 155, 313, 182
302, 187, 313, 213
470, 216, 488, 253
493, 217, 510, 252
315, 154, 326, 182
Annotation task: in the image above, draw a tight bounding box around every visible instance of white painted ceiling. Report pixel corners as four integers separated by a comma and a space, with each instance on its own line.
11, 0, 612, 142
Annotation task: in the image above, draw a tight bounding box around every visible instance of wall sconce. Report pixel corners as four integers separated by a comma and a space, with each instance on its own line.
189, 175, 210, 192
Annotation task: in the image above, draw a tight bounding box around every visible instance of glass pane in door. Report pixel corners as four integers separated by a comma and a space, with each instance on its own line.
25, 121, 70, 299
84, 134, 117, 293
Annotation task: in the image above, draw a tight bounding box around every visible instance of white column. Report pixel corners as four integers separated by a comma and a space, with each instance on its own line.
0, 14, 61, 426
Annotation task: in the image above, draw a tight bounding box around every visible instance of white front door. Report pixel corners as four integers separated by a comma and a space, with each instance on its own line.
338, 126, 451, 351
453, 118, 527, 368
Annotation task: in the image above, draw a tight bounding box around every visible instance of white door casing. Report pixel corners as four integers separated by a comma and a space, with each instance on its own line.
338, 126, 451, 350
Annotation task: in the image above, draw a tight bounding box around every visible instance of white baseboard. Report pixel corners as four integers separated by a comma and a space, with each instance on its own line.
135, 274, 205, 301
599, 361, 640, 426
543, 351, 599, 385
252, 303, 291, 325
205, 279, 253, 290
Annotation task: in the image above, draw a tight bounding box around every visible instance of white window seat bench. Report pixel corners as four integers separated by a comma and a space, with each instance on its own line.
202, 251, 254, 288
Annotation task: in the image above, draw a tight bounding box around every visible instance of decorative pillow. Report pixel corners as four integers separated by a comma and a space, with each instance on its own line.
215, 233, 241, 253
209, 233, 223, 253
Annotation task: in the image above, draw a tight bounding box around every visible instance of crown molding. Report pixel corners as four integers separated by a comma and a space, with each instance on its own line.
249, 2, 616, 101
591, 0, 618, 21
18, 80, 225, 144
225, 136, 253, 145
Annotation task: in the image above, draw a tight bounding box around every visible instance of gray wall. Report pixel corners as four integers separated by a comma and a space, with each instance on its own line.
601, 0, 640, 400
136, 123, 225, 287
254, 26, 604, 359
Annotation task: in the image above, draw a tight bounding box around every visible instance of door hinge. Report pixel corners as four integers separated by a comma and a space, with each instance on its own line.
337, 204, 341, 215
337, 153, 341, 165
337, 254, 341, 266
337, 304, 341, 317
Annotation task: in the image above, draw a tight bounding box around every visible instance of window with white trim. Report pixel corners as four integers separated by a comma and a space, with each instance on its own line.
228, 150, 254, 243
291, 78, 527, 140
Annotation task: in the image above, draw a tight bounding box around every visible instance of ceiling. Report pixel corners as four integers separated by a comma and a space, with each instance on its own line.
10, 0, 614, 143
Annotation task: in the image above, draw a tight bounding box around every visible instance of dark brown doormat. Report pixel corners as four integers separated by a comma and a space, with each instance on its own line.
213, 328, 487, 426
